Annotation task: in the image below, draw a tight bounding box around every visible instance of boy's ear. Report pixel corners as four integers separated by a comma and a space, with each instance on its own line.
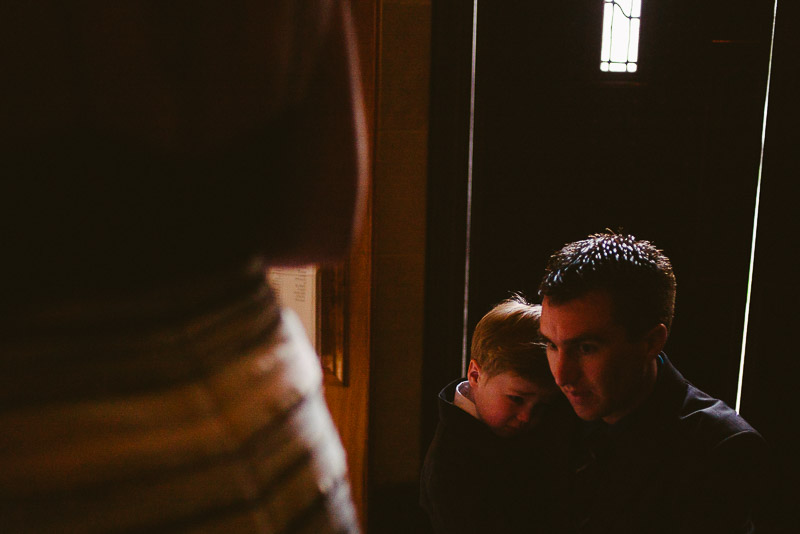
467, 359, 481, 388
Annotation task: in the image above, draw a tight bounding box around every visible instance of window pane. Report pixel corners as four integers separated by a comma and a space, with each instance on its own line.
600, 3, 613, 61
628, 18, 641, 62
631, 0, 642, 18
600, 0, 641, 73
610, 5, 631, 62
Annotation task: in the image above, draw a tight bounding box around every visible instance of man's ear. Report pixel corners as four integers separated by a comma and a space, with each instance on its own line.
467, 359, 482, 388
644, 323, 668, 359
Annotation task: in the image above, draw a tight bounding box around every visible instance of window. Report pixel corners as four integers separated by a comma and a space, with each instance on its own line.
600, 0, 642, 73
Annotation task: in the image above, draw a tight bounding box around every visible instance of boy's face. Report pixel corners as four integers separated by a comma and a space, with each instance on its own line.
468, 361, 556, 437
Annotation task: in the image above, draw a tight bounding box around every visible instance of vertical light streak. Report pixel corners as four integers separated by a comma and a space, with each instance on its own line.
736, 0, 779, 414
462, 0, 479, 375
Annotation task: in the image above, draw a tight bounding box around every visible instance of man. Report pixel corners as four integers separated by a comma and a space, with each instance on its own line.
538, 232, 766, 533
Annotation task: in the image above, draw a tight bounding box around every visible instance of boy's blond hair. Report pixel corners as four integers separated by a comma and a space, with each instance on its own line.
470, 295, 553, 385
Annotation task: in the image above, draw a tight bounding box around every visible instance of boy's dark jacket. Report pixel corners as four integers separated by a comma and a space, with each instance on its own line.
419, 378, 575, 534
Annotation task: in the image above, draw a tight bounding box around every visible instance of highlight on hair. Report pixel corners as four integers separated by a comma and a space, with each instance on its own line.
470, 294, 553, 385
538, 231, 676, 336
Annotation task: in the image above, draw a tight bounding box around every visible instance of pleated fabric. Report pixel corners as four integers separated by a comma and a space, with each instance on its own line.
0, 264, 359, 533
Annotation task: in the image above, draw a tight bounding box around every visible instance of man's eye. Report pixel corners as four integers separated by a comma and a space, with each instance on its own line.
578, 343, 597, 355
508, 395, 524, 405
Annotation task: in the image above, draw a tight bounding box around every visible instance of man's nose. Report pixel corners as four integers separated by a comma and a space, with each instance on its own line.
550, 352, 578, 387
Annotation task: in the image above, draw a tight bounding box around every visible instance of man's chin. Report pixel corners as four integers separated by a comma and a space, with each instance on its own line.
569, 402, 601, 421
495, 424, 534, 438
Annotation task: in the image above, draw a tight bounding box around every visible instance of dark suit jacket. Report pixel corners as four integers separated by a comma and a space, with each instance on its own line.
562, 354, 768, 534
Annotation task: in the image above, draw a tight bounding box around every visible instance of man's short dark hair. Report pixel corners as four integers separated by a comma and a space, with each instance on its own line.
538, 232, 676, 337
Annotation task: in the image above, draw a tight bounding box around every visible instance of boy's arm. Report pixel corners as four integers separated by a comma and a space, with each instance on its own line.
420, 428, 477, 533
420, 426, 525, 534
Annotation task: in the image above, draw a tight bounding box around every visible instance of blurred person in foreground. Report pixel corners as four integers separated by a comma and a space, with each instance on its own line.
0, 2, 367, 532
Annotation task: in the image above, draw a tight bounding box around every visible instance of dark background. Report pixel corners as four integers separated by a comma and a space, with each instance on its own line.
467, 0, 771, 408
425, 1, 796, 531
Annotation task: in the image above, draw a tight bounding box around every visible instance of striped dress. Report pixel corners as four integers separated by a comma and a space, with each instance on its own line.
0, 263, 359, 533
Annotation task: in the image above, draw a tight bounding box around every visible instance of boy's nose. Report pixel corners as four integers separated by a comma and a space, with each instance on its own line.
516, 407, 531, 424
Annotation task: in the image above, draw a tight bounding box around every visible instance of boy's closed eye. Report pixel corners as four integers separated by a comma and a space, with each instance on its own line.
507, 395, 524, 405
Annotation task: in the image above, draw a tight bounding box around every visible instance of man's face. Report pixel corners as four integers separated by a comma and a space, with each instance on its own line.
539, 290, 659, 424
470, 366, 557, 437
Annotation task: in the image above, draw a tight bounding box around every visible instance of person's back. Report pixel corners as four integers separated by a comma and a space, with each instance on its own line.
0, 2, 366, 532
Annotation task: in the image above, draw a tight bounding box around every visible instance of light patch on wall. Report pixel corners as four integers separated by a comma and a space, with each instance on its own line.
268, 266, 318, 350
600, 0, 641, 73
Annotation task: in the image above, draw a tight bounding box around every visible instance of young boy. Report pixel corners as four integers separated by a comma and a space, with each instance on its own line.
420, 295, 572, 533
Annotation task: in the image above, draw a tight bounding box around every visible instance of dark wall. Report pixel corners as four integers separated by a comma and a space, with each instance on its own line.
467, 0, 773, 406
422, 0, 476, 455
425, 2, 793, 531
740, 1, 800, 531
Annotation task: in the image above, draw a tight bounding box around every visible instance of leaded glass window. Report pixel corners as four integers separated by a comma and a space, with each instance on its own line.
600, 0, 641, 73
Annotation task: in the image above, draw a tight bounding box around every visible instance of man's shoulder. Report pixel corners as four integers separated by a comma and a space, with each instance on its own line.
660, 357, 764, 452
676, 385, 765, 460
680, 382, 758, 431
